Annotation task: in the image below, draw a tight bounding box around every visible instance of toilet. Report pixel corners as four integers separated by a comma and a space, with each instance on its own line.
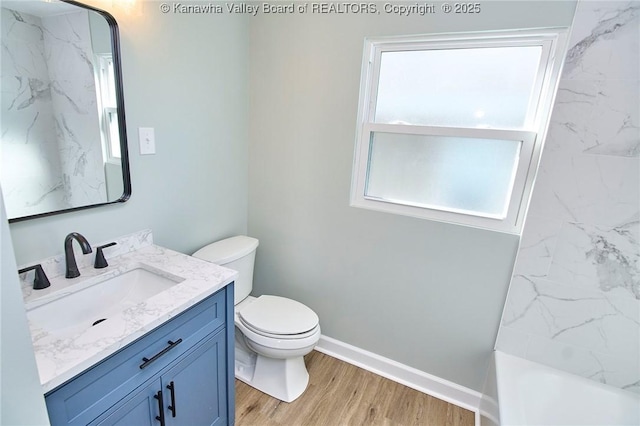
193, 236, 320, 403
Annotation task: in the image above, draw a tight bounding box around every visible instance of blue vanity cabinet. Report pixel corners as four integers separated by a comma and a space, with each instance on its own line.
45, 284, 235, 426
92, 330, 227, 426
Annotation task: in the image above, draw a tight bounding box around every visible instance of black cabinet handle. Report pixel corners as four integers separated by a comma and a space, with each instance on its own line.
166, 381, 177, 417
154, 390, 165, 426
140, 339, 183, 369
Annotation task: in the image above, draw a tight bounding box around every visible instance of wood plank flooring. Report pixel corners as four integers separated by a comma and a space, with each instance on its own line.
235, 351, 475, 426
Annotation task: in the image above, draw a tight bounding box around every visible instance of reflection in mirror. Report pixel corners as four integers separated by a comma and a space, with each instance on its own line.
1, 0, 130, 222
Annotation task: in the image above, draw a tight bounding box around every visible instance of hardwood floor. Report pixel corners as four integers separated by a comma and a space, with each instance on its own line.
235, 351, 475, 426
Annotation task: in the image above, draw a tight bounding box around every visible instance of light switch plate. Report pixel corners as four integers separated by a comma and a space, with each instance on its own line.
139, 127, 155, 155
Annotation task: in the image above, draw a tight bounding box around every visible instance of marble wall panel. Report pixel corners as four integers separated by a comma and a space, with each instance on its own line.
1, 8, 107, 219
1, 8, 66, 217
563, 2, 639, 81
496, 1, 640, 393
41, 11, 106, 208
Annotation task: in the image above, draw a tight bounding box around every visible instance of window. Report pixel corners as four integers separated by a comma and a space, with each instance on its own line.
351, 30, 569, 233
96, 54, 121, 161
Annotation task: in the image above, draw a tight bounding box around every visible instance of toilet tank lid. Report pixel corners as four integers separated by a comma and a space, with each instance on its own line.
192, 236, 259, 265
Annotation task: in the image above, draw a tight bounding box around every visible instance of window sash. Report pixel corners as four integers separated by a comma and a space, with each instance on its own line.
353, 125, 536, 225
367, 37, 555, 131
103, 107, 121, 161
98, 55, 116, 108
94, 54, 121, 164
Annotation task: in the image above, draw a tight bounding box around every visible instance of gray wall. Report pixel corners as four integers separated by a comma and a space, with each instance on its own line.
248, 1, 576, 391
1, 192, 50, 425
9, 2, 249, 265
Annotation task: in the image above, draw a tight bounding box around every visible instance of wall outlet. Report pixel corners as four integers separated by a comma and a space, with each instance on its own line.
139, 127, 155, 155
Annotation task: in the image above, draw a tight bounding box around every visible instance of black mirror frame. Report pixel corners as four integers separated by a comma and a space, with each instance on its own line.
8, 0, 131, 223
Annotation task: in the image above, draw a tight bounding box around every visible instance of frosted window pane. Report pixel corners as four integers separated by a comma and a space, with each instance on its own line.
365, 133, 521, 218
108, 111, 120, 158
374, 46, 542, 129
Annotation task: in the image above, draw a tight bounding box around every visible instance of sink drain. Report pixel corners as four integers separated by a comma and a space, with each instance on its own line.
92, 318, 107, 326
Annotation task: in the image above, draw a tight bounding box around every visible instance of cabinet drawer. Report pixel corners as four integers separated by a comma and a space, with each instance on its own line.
45, 288, 227, 426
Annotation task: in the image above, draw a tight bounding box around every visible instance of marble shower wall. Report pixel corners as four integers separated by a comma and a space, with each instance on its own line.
1, 8, 106, 219
41, 11, 106, 209
496, 1, 640, 393
1, 8, 66, 217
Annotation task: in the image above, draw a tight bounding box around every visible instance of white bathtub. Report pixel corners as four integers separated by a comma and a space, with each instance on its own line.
491, 351, 640, 426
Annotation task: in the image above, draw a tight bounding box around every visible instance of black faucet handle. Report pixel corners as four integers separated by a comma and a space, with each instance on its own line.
18, 264, 51, 290
94, 242, 117, 269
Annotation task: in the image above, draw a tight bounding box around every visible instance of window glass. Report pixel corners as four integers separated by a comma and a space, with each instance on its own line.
107, 110, 121, 158
365, 132, 522, 218
374, 46, 543, 129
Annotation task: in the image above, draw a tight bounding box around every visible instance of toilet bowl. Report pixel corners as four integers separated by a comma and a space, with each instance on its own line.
192, 236, 320, 403
234, 295, 320, 401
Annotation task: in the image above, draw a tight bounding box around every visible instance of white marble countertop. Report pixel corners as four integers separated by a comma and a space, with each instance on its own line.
19, 231, 237, 393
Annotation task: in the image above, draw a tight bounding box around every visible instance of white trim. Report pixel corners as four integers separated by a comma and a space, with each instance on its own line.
315, 334, 481, 424
479, 395, 500, 426
364, 29, 564, 50
364, 123, 535, 140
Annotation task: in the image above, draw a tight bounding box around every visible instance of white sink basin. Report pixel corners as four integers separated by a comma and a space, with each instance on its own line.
27, 267, 184, 339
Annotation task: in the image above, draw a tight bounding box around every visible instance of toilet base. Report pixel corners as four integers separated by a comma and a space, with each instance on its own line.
235, 343, 310, 403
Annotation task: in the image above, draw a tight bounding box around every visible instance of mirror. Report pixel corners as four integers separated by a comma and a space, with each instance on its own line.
1, 0, 130, 222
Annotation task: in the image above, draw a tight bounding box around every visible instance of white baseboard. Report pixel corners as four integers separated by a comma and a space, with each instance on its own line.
315, 335, 481, 424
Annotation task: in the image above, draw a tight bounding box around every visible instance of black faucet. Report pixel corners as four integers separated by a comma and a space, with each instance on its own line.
18, 264, 51, 290
64, 232, 92, 278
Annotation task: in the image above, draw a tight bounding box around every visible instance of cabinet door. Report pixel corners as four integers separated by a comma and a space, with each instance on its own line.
91, 379, 161, 426
163, 331, 227, 426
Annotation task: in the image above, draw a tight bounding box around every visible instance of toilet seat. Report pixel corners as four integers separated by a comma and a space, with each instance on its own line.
240, 318, 320, 340
236, 316, 321, 352
238, 295, 319, 339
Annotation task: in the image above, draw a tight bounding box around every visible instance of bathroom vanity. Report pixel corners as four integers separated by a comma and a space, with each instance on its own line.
19, 231, 237, 425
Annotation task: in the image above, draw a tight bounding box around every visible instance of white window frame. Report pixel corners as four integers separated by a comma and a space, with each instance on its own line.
350, 29, 569, 234
95, 54, 121, 163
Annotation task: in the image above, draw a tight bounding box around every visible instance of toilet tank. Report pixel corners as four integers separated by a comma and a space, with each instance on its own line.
192, 236, 259, 305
